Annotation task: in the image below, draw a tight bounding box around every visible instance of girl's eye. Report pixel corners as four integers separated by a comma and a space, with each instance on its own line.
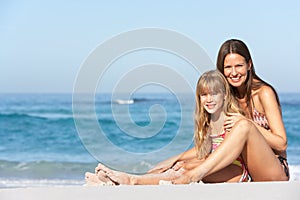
200, 92, 208, 97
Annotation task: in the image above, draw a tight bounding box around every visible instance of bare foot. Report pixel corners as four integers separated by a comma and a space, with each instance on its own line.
97, 163, 133, 185
97, 170, 117, 185
85, 172, 107, 186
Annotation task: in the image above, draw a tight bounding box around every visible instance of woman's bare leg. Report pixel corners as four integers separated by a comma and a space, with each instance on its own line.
172, 157, 245, 183
85, 172, 113, 186
237, 120, 288, 181
182, 119, 288, 182
203, 164, 244, 183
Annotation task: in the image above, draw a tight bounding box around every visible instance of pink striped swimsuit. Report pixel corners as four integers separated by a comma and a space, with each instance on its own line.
210, 131, 251, 182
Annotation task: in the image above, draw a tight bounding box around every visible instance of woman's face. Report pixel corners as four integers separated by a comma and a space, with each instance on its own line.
223, 53, 251, 88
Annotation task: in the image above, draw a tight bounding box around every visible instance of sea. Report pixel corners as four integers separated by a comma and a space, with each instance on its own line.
0, 93, 299, 188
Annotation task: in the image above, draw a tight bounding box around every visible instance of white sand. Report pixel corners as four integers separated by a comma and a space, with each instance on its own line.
1, 181, 299, 200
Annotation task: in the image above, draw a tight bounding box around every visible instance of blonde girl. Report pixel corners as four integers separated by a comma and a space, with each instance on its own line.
85, 70, 250, 185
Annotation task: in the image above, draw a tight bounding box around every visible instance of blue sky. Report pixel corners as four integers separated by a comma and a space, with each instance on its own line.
1, 0, 299, 93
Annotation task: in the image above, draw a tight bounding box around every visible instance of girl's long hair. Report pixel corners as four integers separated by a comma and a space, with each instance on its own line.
194, 70, 242, 159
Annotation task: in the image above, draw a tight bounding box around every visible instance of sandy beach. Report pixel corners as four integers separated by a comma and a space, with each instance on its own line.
1, 181, 299, 200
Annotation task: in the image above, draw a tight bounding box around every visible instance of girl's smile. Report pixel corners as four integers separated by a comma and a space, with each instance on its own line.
201, 92, 224, 115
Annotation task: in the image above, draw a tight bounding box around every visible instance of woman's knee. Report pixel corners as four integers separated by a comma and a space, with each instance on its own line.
232, 119, 254, 135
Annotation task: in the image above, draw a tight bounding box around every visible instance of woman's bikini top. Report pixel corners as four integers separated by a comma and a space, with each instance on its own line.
252, 99, 270, 130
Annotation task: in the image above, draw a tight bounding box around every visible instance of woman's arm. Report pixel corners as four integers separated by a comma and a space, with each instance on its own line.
225, 86, 287, 153
256, 86, 287, 152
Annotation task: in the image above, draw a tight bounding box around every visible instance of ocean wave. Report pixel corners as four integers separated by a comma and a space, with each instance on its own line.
0, 160, 97, 180
0, 178, 84, 188
0, 112, 45, 120
113, 99, 135, 105
96, 97, 173, 105
0, 112, 74, 121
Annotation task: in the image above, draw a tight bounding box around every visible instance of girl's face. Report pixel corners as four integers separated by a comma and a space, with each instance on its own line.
223, 53, 251, 88
200, 90, 224, 115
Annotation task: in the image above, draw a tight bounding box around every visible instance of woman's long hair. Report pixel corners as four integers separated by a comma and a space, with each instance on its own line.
216, 39, 281, 116
194, 70, 242, 159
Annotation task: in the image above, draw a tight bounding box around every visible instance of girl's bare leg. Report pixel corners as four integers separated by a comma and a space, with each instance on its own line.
96, 163, 185, 185
96, 159, 244, 185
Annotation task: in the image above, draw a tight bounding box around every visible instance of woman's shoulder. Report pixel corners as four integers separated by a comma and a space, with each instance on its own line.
256, 85, 275, 97
251, 81, 277, 108
252, 79, 275, 97
254, 85, 278, 108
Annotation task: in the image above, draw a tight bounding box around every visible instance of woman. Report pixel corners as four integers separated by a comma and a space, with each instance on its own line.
172, 39, 289, 183
85, 70, 249, 185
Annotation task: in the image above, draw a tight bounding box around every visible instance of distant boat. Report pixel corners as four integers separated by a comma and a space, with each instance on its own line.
113, 99, 134, 105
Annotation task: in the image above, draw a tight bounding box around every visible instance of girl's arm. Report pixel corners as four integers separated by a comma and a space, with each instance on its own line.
147, 146, 198, 174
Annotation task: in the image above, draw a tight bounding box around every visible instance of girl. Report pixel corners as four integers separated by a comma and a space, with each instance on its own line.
85, 70, 250, 185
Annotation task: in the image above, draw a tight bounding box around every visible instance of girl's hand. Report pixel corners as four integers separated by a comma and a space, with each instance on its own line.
172, 158, 204, 171
171, 161, 184, 171
172, 168, 201, 184
147, 159, 176, 174
224, 112, 245, 132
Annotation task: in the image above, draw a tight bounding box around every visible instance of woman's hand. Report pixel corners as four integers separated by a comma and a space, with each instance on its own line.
224, 112, 245, 132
